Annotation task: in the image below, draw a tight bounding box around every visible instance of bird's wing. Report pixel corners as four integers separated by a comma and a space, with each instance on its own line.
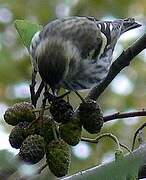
40, 17, 102, 59
88, 17, 141, 86
88, 17, 141, 49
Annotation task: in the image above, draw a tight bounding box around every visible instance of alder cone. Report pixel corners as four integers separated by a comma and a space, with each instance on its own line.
4, 102, 36, 126
19, 134, 45, 164
27, 116, 55, 143
9, 121, 29, 149
46, 139, 71, 177
79, 99, 103, 134
50, 99, 73, 123
59, 117, 82, 146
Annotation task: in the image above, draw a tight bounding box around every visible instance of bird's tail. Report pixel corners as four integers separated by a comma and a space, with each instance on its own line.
120, 18, 141, 34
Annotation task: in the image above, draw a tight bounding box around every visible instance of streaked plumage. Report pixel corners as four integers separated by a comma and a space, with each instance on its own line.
30, 17, 141, 90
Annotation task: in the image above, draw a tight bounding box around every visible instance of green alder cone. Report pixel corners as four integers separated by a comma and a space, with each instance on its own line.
46, 139, 71, 177
26, 115, 56, 144
39, 116, 56, 143
4, 102, 36, 126
19, 134, 45, 164
59, 117, 82, 146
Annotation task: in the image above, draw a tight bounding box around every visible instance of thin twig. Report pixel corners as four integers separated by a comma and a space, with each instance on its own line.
57, 91, 71, 99
81, 133, 121, 150
37, 163, 48, 174
32, 106, 50, 113
64, 81, 85, 102
34, 80, 44, 106
40, 85, 48, 117
26, 116, 40, 129
30, 79, 44, 107
81, 135, 132, 153
131, 122, 146, 151
119, 143, 132, 153
30, 70, 37, 107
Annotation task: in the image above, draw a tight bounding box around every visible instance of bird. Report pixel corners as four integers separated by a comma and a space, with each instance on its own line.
29, 16, 141, 92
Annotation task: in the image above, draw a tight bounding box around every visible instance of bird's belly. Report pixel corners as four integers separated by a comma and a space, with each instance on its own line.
62, 66, 100, 90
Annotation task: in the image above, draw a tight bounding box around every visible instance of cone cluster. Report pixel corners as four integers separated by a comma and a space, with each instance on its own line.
4, 98, 103, 177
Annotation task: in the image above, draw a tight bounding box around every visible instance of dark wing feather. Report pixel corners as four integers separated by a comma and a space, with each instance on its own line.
88, 17, 141, 47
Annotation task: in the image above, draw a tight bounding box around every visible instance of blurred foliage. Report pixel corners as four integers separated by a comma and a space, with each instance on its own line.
0, 0, 146, 179
0, 150, 18, 170
71, 0, 134, 18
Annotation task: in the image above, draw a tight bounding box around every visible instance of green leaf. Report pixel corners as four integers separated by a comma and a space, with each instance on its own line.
14, 20, 42, 49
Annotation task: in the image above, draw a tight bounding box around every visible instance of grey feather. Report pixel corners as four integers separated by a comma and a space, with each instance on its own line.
29, 16, 141, 90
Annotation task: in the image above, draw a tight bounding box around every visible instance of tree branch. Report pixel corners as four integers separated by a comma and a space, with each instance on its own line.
61, 143, 146, 180
103, 109, 146, 122
87, 33, 146, 101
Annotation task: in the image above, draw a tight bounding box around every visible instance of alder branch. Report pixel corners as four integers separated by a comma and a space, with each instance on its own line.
87, 33, 146, 101
103, 109, 146, 122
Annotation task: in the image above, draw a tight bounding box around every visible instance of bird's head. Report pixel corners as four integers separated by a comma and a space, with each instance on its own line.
31, 35, 80, 89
